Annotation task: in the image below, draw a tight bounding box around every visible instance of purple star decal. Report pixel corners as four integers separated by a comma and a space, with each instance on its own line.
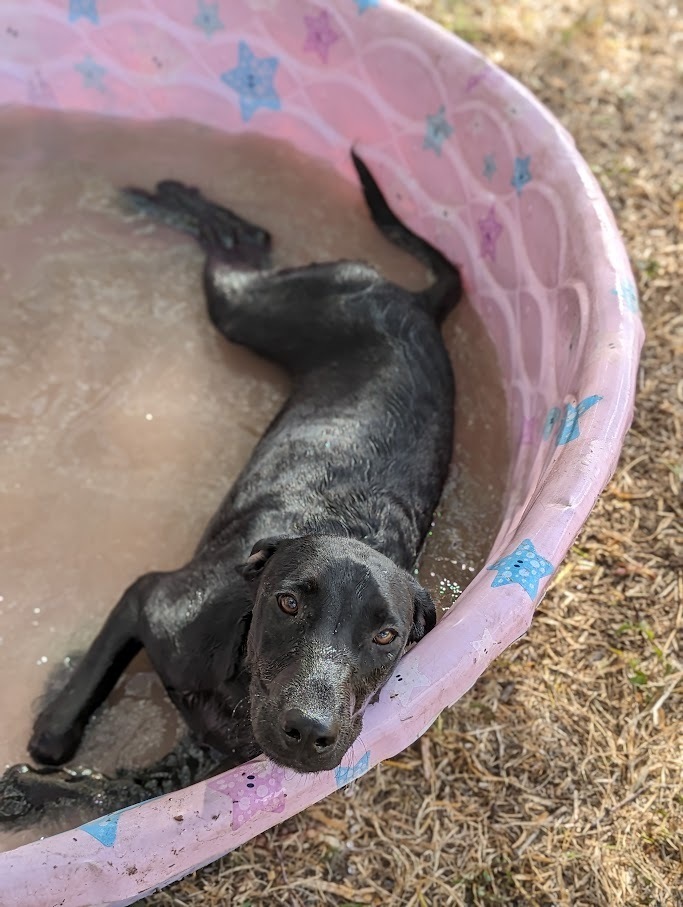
520, 416, 536, 445
207, 761, 287, 830
466, 69, 489, 93
478, 206, 503, 261
303, 10, 339, 63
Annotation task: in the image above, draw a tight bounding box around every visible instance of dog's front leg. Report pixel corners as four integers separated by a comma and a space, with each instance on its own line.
0, 736, 223, 825
28, 572, 164, 767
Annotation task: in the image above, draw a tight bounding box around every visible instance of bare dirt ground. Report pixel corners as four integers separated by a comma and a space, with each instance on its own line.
146, 1, 682, 904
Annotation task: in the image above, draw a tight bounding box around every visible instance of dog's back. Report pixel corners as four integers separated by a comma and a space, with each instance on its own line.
198, 153, 460, 571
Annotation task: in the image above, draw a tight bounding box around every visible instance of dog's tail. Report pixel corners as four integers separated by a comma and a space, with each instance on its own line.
351, 151, 462, 324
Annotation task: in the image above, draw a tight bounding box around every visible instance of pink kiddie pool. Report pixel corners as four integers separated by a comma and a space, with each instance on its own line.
0, 1, 643, 905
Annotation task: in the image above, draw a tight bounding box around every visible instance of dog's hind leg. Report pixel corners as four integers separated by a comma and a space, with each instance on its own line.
122, 180, 272, 270
123, 178, 386, 371
27, 572, 164, 767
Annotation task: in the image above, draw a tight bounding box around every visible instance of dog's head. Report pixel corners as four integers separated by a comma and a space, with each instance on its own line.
236, 534, 435, 773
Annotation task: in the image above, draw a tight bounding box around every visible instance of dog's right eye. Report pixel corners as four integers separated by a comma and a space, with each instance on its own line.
277, 593, 299, 615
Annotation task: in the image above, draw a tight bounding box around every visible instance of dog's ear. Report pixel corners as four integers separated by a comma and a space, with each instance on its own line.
408, 580, 437, 645
235, 536, 289, 582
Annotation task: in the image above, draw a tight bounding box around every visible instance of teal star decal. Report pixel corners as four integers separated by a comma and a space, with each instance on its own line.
487, 539, 553, 599
69, 0, 99, 24
335, 750, 370, 787
423, 106, 453, 155
221, 41, 281, 123
483, 153, 496, 180
612, 276, 639, 313
194, 0, 224, 37
511, 155, 532, 194
81, 800, 141, 847
543, 406, 561, 440
75, 56, 106, 91
556, 394, 602, 445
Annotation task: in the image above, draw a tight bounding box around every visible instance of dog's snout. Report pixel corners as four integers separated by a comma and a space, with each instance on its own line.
282, 708, 339, 752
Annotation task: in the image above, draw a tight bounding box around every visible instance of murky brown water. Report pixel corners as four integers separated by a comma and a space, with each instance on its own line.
0, 109, 508, 850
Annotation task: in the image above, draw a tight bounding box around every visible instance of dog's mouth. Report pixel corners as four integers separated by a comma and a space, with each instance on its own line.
248, 671, 362, 773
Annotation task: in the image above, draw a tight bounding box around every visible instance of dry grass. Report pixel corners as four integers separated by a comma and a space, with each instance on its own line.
145, 1, 682, 904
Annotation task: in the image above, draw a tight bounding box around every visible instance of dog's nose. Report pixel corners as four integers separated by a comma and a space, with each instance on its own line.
282, 708, 339, 752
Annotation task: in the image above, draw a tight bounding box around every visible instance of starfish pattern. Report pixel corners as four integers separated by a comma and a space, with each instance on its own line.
207, 761, 287, 830
81, 798, 158, 846
467, 113, 484, 135
511, 155, 532, 195
483, 154, 498, 181
383, 659, 431, 708
335, 750, 371, 787
478, 205, 503, 261
471, 626, 495, 657
355, 0, 379, 12
487, 539, 553, 599
466, 69, 489, 92
27, 70, 57, 105
612, 276, 639, 313
556, 394, 602, 445
423, 106, 453, 155
483, 153, 497, 181
520, 416, 536, 445
303, 10, 340, 63
544, 405, 561, 440
69, 0, 99, 24
194, 0, 224, 37
75, 57, 106, 91
221, 41, 281, 122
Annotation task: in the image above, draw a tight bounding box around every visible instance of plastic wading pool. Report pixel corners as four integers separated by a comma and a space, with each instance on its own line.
0, 1, 643, 904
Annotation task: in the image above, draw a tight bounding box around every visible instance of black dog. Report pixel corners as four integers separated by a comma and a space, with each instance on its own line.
0, 152, 461, 823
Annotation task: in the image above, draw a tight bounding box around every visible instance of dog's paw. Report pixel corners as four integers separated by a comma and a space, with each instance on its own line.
28, 721, 83, 766
0, 764, 49, 821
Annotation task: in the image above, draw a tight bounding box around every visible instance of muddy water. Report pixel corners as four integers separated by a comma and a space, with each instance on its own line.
0, 109, 508, 849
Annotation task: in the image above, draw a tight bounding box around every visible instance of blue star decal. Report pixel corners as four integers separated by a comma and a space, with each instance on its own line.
75, 56, 106, 91
543, 406, 561, 440
221, 41, 281, 123
81, 801, 141, 847
80, 794, 165, 846
335, 750, 370, 787
487, 539, 553, 599
483, 153, 496, 181
423, 106, 453, 156
612, 276, 639, 313
511, 155, 532, 195
194, 0, 224, 37
69, 0, 99, 24
355, 0, 379, 12
556, 394, 602, 445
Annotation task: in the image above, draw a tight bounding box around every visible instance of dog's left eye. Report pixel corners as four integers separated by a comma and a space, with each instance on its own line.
277, 593, 299, 615
373, 628, 398, 645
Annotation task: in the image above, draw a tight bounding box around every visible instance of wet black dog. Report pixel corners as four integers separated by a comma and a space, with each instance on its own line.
0, 152, 461, 823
